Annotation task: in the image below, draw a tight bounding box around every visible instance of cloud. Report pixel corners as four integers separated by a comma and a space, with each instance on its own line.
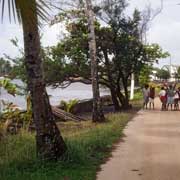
0, 24, 23, 57
129, 0, 180, 67
0, 22, 66, 58
41, 23, 67, 47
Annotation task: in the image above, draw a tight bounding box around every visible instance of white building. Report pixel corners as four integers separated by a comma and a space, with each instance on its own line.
162, 65, 180, 82
150, 70, 158, 81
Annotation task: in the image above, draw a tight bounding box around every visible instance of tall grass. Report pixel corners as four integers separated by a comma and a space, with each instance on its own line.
0, 113, 132, 180
133, 88, 143, 101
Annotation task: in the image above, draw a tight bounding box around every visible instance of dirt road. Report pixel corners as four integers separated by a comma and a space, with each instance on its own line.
97, 99, 180, 180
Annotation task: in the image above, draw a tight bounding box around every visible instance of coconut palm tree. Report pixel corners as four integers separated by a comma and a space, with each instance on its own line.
85, 0, 105, 122
0, 0, 66, 160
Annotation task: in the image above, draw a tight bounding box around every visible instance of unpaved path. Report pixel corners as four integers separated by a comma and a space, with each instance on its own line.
97, 98, 180, 180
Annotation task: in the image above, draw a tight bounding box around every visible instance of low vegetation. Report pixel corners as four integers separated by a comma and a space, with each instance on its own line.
0, 111, 137, 180
60, 99, 79, 113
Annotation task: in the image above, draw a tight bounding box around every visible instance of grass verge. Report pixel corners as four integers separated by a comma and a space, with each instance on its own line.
0, 97, 141, 180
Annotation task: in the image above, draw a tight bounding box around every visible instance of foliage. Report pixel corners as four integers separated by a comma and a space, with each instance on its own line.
1, 101, 20, 113
0, 58, 12, 77
11, 57, 27, 82
60, 99, 79, 113
0, 88, 32, 135
0, 81, 32, 133
0, 78, 17, 96
0, 95, 32, 135
1, 101, 32, 133
178, 67, 180, 76
0, 78, 25, 119
0, 0, 50, 24
44, 2, 168, 110
0, 78, 17, 119
4, 38, 27, 83
6, 1, 169, 111
132, 88, 143, 101
176, 66, 180, 80
139, 65, 153, 86
1, 0, 67, 160
156, 68, 170, 80
0, 112, 133, 180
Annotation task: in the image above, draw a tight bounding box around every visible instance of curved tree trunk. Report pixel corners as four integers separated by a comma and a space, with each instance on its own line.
116, 90, 129, 109
110, 88, 121, 111
86, 0, 105, 122
121, 78, 131, 110
20, 1, 66, 160
102, 49, 121, 111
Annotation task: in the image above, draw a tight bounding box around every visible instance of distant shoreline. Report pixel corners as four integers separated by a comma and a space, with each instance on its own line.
0, 79, 110, 110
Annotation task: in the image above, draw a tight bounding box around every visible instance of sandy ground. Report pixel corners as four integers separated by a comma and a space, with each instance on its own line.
97, 98, 180, 180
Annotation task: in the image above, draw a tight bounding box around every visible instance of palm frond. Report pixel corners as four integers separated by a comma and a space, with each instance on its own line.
0, 0, 51, 24
0, 0, 5, 22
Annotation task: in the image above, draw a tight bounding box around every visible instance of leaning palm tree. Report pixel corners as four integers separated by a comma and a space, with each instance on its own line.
85, 0, 105, 122
0, 0, 66, 160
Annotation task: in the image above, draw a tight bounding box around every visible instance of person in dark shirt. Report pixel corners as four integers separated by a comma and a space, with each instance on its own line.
174, 90, 179, 110
149, 86, 155, 109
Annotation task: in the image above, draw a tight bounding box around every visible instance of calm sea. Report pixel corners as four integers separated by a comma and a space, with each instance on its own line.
0, 79, 109, 109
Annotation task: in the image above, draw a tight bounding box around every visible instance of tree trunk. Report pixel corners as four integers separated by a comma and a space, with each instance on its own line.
102, 49, 121, 111
110, 88, 121, 111
121, 77, 131, 110
116, 90, 129, 109
86, 0, 105, 122
20, 1, 66, 160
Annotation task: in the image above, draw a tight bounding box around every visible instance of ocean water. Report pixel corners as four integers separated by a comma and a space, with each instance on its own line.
0, 79, 109, 109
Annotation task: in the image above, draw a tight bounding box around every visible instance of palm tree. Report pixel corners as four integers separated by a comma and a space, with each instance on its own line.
85, 0, 105, 122
0, 0, 66, 160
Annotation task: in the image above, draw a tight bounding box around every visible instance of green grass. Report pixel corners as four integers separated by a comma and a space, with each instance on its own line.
133, 89, 143, 101
0, 112, 136, 180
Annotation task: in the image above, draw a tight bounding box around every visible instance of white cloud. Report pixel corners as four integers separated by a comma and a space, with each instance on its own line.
129, 0, 180, 67
41, 23, 67, 47
0, 22, 67, 58
0, 24, 23, 57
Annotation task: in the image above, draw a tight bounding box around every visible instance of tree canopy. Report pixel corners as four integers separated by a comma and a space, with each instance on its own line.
156, 68, 170, 80
1, 0, 169, 110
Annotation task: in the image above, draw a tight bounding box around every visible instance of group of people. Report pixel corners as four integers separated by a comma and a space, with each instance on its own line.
142, 83, 180, 111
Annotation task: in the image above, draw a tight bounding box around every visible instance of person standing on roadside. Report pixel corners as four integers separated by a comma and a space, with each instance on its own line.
142, 84, 150, 109
167, 84, 175, 111
174, 89, 179, 110
159, 87, 167, 111
178, 87, 180, 105
149, 86, 155, 109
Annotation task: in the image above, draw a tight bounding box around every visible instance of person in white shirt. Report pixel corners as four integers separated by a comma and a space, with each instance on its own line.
159, 87, 167, 110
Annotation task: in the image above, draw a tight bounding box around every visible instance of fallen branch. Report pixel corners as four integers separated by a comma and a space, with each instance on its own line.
52, 106, 86, 121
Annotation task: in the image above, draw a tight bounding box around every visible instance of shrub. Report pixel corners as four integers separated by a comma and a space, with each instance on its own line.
60, 99, 79, 113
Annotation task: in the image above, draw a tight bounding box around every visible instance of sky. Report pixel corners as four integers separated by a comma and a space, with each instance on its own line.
0, 0, 180, 68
